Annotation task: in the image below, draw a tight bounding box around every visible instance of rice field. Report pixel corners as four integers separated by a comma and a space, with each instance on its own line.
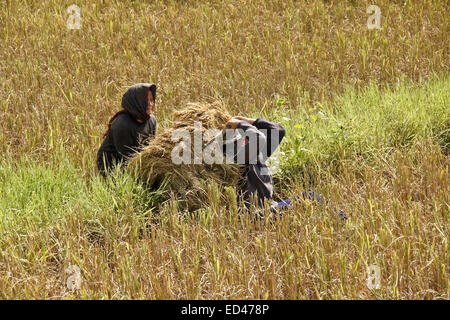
0, 0, 448, 299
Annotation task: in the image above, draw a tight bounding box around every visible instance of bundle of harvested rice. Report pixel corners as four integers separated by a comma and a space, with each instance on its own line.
127, 101, 242, 211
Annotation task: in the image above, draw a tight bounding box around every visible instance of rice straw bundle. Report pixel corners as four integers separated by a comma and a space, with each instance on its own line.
127, 102, 242, 211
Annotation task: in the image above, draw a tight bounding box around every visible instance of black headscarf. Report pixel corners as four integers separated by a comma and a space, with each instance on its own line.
103, 83, 157, 138
121, 83, 157, 122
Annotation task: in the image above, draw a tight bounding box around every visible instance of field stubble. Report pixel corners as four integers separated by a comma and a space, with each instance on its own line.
0, 0, 448, 299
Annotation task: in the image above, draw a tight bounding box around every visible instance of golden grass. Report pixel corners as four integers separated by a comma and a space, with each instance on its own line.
0, 140, 447, 299
0, 0, 448, 299
128, 101, 241, 211
0, 0, 448, 171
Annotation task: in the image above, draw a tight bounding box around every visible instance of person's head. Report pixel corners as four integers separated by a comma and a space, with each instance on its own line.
103, 83, 157, 138
219, 127, 250, 164
121, 83, 157, 122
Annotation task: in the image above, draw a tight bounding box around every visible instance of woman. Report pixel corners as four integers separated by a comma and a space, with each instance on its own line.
97, 83, 157, 177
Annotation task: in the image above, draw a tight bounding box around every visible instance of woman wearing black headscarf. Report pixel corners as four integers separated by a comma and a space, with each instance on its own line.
97, 83, 157, 177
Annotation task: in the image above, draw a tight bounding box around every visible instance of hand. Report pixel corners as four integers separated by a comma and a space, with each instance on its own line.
226, 118, 241, 129
232, 116, 256, 124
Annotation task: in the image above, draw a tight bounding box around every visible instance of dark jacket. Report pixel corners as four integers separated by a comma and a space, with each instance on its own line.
232, 118, 286, 209
97, 83, 157, 176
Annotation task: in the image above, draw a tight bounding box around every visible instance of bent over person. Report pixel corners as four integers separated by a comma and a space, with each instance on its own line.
97, 83, 157, 177
223, 116, 347, 220
223, 116, 286, 210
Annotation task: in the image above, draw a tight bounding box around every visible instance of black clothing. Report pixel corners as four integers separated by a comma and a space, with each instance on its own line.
97, 83, 157, 176
97, 113, 156, 176
234, 118, 286, 209
121, 83, 156, 122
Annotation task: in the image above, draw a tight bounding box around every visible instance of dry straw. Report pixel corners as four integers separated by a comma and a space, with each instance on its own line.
128, 102, 242, 211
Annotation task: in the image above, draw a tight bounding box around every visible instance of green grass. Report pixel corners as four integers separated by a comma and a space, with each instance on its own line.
0, 78, 448, 299
274, 76, 449, 179
0, 0, 448, 300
